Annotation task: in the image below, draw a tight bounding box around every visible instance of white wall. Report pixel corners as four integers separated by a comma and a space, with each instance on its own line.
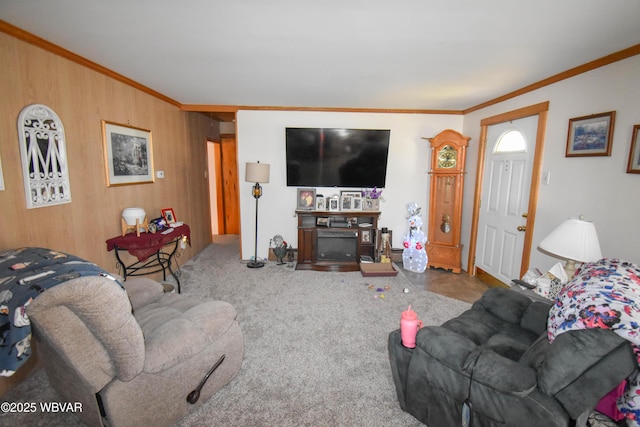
236, 110, 463, 261
235, 55, 639, 270
463, 54, 640, 272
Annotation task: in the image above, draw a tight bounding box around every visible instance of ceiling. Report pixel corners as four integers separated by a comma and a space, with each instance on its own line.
2, 1, 640, 118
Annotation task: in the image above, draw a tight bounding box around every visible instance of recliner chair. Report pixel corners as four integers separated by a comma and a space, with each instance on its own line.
388, 287, 635, 427
28, 275, 244, 427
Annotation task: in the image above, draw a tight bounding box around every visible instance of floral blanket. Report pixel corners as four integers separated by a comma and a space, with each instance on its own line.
547, 258, 640, 426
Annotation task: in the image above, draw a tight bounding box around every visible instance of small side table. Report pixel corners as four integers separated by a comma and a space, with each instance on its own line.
106, 224, 190, 293
510, 281, 551, 303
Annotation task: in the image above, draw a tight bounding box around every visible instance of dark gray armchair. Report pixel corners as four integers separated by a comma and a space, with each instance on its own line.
388, 288, 635, 427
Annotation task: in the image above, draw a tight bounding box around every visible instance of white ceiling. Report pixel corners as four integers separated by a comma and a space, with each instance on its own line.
2, 0, 640, 111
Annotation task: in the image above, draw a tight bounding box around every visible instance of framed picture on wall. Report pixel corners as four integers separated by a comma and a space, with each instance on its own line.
102, 120, 154, 186
297, 188, 316, 210
627, 124, 640, 174
565, 111, 616, 157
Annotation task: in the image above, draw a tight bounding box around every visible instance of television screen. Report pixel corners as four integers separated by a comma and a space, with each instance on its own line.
286, 128, 390, 188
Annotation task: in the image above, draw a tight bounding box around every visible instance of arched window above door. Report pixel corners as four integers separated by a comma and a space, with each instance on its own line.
18, 104, 72, 208
494, 129, 527, 153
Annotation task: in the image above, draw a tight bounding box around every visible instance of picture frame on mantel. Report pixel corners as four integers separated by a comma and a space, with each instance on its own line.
102, 120, 154, 186
565, 111, 615, 157
340, 191, 362, 211
627, 124, 640, 174
297, 188, 315, 210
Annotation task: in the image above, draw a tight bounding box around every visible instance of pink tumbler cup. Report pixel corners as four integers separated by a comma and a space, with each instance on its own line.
400, 305, 423, 348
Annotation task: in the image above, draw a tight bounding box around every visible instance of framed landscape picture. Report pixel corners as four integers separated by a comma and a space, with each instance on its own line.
102, 120, 154, 186
627, 124, 640, 174
565, 111, 615, 157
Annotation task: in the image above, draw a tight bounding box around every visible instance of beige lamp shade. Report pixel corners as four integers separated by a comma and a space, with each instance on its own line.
245, 162, 270, 183
538, 217, 602, 263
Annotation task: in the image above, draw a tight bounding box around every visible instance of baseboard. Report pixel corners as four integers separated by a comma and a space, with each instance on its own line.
476, 268, 510, 288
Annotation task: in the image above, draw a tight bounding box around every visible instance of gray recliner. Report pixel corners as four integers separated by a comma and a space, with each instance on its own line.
28, 275, 244, 427
388, 287, 635, 427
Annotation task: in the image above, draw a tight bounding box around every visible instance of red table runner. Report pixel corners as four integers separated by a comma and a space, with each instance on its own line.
106, 224, 190, 261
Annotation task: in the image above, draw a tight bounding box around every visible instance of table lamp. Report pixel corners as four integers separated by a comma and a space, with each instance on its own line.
538, 216, 602, 279
245, 161, 270, 268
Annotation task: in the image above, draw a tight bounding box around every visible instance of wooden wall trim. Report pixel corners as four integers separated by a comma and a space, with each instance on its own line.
466, 124, 488, 275
0, 19, 181, 108
465, 44, 640, 114
480, 102, 550, 126
182, 105, 239, 113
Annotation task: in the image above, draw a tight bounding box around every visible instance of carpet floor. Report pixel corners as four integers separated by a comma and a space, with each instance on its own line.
1, 235, 471, 426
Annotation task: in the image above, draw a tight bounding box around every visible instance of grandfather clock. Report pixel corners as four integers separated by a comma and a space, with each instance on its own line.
424, 129, 470, 273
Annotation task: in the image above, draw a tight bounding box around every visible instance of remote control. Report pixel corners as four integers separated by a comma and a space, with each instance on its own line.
512, 279, 536, 289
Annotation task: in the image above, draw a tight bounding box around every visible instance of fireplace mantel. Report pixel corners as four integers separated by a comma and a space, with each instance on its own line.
295, 210, 381, 272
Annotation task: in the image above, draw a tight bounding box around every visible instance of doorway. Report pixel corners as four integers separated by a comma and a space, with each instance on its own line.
468, 102, 549, 286
207, 134, 240, 235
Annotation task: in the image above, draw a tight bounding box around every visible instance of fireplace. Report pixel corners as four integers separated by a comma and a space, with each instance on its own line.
316, 229, 358, 262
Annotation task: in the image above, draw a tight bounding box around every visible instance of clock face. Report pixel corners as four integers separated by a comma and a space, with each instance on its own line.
437, 145, 457, 168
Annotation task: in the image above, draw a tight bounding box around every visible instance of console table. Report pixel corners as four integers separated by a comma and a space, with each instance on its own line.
296, 210, 380, 272
105, 224, 190, 293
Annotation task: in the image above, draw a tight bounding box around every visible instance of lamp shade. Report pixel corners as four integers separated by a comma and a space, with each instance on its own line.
121, 207, 146, 226
245, 162, 270, 183
538, 217, 602, 263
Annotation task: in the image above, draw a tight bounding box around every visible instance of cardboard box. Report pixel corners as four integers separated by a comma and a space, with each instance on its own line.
360, 262, 398, 277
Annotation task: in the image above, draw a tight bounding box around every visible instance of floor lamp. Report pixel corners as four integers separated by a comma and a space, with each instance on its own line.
245, 161, 270, 268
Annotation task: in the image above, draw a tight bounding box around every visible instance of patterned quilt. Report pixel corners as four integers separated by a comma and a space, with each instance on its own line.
547, 258, 640, 426
0, 247, 122, 377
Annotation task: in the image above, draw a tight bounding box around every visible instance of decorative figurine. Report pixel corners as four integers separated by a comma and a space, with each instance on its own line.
402, 203, 428, 273
271, 234, 288, 265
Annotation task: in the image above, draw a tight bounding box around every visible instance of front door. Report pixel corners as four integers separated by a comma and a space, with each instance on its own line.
476, 116, 537, 285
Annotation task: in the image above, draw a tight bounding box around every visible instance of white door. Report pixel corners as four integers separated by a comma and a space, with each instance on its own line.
476, 116, 537, 285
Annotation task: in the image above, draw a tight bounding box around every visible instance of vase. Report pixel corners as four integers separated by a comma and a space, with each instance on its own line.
363, 198, 380, 211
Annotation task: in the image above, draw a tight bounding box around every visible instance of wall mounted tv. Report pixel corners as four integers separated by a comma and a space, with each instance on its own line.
286, 127, 391, 188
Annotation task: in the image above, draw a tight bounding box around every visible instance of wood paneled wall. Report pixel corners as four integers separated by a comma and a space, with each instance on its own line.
0, 30, 220, 394
0, 33, 217, 281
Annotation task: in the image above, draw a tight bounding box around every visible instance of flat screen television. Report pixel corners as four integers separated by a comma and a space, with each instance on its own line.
286, 127, 391, 188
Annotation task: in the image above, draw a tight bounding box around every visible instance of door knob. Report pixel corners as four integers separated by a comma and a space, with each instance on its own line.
517, 225, 526, 232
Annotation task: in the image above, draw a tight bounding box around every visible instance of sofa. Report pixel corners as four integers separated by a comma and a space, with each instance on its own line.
388, 285, 636, 426
27, 274, 244, 427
